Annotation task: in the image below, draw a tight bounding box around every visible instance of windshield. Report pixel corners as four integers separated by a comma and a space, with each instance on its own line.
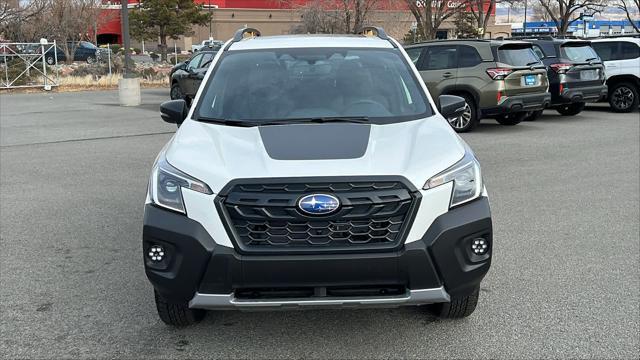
561, 44, 599, 62
79, 41, 97, 49
497, 46, 541, 66
196, 48, 431, 124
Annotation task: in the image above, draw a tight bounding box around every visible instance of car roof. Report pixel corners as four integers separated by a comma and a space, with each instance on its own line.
228, 34, 394, 51
591, 37, 640, 44
404, 39, 533, 48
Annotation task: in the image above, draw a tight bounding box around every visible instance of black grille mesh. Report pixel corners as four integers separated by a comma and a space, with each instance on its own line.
219, 180, 418, 253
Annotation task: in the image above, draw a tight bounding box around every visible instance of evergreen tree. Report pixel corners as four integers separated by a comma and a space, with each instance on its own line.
130, 0, 210, 62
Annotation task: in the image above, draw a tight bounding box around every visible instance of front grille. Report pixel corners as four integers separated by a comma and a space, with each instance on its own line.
216, 178, 420, 254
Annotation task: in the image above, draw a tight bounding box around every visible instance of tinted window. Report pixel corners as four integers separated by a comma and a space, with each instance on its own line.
424, 46, 457, 70
620, 42, 640, 59
200, 52, 215, 68
560, 44, 599, 62
79, 41, 97, 49
592, 42, 617, 61
405, 47, 423, 65
458, 46, 482, 67
539, 42, 557, 57
498, 46, 540, 66
197, 48, 431, 123
532, 45, 545, 60
187, 54, 203, 70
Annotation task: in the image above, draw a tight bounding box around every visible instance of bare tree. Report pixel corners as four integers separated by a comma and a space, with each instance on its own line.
614, 0, 640, 33
283, 0, 379, 34
289, 0, 342, 34
404, 0, 464, 40
537, 0, 606, 35
463, 0, 496, 37
529, 1, 558, 21
44, 0, 102, 63
0, 0, 49, 41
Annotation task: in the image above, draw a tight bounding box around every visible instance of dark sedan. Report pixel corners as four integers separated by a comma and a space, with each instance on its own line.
170, 49, 217, 104
43, 41, 101, 64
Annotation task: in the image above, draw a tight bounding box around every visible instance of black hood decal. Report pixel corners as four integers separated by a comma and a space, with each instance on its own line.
259, 123, 371, 160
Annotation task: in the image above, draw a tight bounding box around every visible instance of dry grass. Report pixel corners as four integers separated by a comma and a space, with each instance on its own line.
57, 74, 168, 88
1, 74, 169, 93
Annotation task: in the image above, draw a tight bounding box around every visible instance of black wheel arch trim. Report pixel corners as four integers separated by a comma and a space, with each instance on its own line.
606, 75, 640, 88
446, 86, 480, 109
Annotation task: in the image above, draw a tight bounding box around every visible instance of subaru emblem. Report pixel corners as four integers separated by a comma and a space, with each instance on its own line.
297, 194, 340, 215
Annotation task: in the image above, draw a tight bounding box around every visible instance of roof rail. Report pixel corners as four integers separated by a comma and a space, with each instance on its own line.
596, 33, 640, 38
405, 39, 490, 46
224, 27, 261, 50
360, 26, 389, 40
233, 27, 261, 42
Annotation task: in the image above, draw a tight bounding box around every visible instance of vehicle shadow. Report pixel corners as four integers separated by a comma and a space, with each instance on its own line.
471, 121, 542, 134
96, 102, 160, 112
143, 306, 459, 357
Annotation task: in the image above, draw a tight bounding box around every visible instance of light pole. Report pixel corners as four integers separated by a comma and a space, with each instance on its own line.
209, 0, 212, 39
523, 0, 528, 36
118, 0, 141, 106
121, 0, 132, 78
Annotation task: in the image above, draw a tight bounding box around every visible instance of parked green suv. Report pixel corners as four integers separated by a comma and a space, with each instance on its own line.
405, 40, 551, 132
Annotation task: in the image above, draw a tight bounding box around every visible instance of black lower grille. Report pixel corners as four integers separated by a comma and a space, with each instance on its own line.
235, 285, 406, 299
217, 178, 420, 254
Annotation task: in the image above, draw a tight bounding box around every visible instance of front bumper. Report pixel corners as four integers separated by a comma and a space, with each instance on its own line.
143, 197, 492, 309
553, 84, 608, 104
482, 92, 551, 117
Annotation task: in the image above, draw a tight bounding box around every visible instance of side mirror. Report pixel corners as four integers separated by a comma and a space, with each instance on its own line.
160, 100, 187, 126
437, 95, 467, 119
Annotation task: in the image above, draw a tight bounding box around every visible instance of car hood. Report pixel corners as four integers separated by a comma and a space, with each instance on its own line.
165, 116, 466, 193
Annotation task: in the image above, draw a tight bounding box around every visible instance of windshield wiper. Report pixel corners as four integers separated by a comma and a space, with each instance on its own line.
261, 116, 370, 125
526, 61, 541, 66
585, 57, 598, 62
195, 116, 259, 127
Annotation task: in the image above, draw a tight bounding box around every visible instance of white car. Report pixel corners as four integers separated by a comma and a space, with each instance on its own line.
591, 37, 640, 112
145, 27, 492, 326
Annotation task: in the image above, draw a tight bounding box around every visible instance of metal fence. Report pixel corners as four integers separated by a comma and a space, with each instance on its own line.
0, 40, 59, 90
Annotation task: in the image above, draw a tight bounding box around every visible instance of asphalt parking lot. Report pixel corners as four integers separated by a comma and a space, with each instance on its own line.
1, 89, 638, 359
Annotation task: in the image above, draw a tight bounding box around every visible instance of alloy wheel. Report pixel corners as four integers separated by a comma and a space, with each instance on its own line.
448, 102, 472, 130
612, 86, 634, 111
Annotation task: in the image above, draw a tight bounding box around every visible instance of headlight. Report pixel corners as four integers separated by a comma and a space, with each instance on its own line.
149, 156, 212, 214
423, 149, 482, 208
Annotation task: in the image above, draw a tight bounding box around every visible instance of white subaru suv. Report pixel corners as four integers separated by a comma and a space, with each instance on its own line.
145, 27, 492, 326
591, 37, 640, 112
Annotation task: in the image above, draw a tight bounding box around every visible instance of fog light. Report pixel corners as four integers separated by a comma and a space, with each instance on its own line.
471, 238, 489, 255
148, 245, 165, 262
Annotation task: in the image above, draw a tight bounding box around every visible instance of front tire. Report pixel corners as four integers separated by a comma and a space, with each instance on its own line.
46, 56, 55, 65
608, 82, 639, 113
495, 112, 526, 126
429, 287, 480, 319
154, 290, 205, 327
447, 93, 478, 133
170, 82, 183, 100
556, 102, 585, 116
86, 55, 96, 64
